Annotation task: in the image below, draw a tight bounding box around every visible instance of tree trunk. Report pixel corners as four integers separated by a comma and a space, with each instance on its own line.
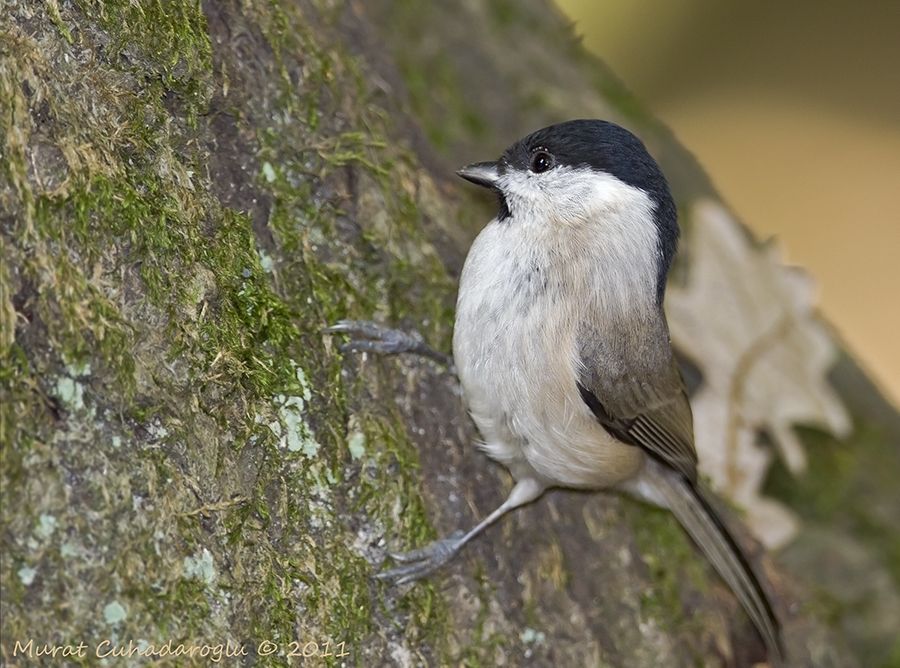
2, 1, 897, 666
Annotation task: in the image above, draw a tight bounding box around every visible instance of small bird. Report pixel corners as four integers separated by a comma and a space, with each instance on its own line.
329, 119, 783, 662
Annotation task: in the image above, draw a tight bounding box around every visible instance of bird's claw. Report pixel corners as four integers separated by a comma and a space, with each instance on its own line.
376, 531, 465, 585
324, 319, 452, 366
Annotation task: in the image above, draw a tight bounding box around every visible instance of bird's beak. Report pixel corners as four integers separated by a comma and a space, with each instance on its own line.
456, 161, 501, 189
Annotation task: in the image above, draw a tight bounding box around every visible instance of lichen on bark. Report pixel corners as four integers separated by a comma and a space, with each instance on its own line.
2, 0, 460, 663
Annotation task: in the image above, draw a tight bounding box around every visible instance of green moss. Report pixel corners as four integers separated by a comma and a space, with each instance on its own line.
378, 0, 489, 157
625, 500, 709, 631
46, 0, 74, 43
74, 0, 213, 112
766, 423, 900, 583
2, 0, 461, 661
401, 56, 488, 153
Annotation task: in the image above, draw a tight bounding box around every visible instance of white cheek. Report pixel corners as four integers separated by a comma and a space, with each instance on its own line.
501, 167, 656, 227
500, 170, 583, 223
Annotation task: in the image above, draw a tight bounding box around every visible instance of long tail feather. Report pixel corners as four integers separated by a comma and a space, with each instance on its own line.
644, 461, 784, 663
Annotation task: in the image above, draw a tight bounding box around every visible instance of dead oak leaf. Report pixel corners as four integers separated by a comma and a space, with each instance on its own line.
666, 199, 851, 547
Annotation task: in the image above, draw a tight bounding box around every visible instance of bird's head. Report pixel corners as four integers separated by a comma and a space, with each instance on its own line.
457, 119, 679, 301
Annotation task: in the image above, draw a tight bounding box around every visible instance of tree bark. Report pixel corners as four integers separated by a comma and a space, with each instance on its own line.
2, 1, 897, 666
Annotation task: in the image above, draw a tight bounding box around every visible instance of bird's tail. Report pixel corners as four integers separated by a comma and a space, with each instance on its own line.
644, 461, 784, 664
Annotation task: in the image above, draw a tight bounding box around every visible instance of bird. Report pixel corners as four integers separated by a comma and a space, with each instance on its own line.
327, 119, 783, 663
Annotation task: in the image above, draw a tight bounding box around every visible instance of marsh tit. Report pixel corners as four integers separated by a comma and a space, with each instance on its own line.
330, 119, 783, 662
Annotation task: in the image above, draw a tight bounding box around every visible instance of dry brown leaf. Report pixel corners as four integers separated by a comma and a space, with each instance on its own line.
666, 200, 851, 547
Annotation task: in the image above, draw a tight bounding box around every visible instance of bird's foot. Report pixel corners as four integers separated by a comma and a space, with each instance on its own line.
324, 319, 452, 366
375, 530, 466, 585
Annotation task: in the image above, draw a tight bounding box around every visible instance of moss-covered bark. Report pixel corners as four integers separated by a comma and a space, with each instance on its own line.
1, 1, 896, 667
2, 1, 459, 663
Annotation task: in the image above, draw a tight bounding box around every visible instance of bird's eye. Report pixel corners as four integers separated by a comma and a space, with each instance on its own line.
530, 150, 554, 173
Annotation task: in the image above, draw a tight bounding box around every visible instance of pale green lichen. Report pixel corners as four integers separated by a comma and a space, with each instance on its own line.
35, 514, 57, 540
261, 161, 277, 183
60, 541, 82, 559
54, 376, 85, 411
257, 248, 274, 273
263, 361, 320, 456
65, 361, 91, 377
17, 566, 36, 586
183, 549, 217, 585
347, 431, 366, 460
519, 627, 546, 645
103, 601, 127, 626
273, 394, 319, 456
146, 422, 169, 441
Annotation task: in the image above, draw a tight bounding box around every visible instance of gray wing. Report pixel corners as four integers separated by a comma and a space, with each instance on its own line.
577, 354, 698, 482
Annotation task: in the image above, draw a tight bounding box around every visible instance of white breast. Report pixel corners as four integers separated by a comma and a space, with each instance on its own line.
452, 214, 647, 489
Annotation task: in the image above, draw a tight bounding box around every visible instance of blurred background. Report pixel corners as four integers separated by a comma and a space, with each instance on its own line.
556, 0, 900, 405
